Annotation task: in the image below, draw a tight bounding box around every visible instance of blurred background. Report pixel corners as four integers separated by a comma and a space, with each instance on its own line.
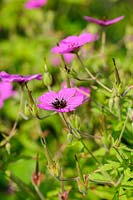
0, 0, 133, 199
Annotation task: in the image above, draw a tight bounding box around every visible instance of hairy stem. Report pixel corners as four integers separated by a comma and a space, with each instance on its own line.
76, 53, 112, 93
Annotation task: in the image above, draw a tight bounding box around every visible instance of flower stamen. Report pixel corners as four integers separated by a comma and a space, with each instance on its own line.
52, 98, 67, 109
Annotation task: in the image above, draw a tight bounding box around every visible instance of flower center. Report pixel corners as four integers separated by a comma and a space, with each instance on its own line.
52, 98, 67, 109
68, 42, 79, 48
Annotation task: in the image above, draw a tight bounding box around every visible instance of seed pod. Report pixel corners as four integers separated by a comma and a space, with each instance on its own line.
114, 96, 121, 119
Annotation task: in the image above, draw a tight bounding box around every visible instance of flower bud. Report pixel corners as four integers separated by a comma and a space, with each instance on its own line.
128, 108, 133, 121
114, 96, 121, 119
59, 190, 69, 200
32, 172, 43, 186
24, 103, 31, 117
76, 175, 89, 195
43, 72, 52, 87
47, 160, 60, 178
70, 114, 81, 130
31, 104, 39, 118
25, 85, 39, 118
41, 138, 60, 178
67, 133, 73, 144
31, 154, 43, 186
69, 114, 81, 139
5, 142, 11, 154
75, 155, 88, 195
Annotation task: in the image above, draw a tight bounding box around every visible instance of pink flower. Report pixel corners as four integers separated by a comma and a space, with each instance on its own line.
84, 16, 124, 26
0, 81, 16, 108
51, 57, 61, 67
51, 32, 99, 54
0, 71, 42, 83
61, 81, 90, 102
51, 54, 74, 67
37, 88, 84, 113
75, 87, 90, 102
25, 0, 47, 9
63, 53, 74, 64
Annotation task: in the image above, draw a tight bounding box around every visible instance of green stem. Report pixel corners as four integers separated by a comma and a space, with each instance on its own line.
60, 167, 65, 192
0, 86, 24, 147
89, 177, 114, 186
80, 140, 100, 165
76, 53, 112, 93
61, 55, 71, 88
60, 113, 73, 134
101, 30, 106, 55
115, 112, 129, 147
33, 184, 45, 200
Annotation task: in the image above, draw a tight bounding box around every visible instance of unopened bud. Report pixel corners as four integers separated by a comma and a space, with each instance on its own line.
30, 104, 39, 118
43, 72, 52, 86
76, 175, 89, 195
114, 96, 121, 119
69, 114, 81, 139
32, 154, 43, 186
128, 108, 133, 121
67, 133, 73, 144
5, 142, 11, 154
25, 85, 39, 118
47, 160, 60, 178
113, 58, 121, 86
59, 190, 69, 200
41, 137, 60, 178
32, 172, 43, 186
24, 103, 31, 117
70, 114, 81, 130
102, 133, 112, 151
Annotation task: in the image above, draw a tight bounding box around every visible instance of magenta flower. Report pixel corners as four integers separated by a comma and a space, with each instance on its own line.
51, 32, 99, 54
0, 81, 16, 108
75, 87, 90, 102
51, 54, 74, 67
63, 53, 74, 64
84, 16, 124, 26
37, 88, 84, 113
61, 81, 90, 102
25, 0, 47, 9
0, 71, 42, 83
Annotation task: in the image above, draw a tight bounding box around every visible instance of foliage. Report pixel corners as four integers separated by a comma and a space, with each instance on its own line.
0, 0, 133, 200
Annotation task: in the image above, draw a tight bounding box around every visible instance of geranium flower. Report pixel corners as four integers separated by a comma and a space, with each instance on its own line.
25, 0, 47, 9
0, 71, 42, 83
61, 81, 90, 102
51, 32, 99, 54
0, 81, 16, 108
51, 54, 74, 67
84, 16, 124, 26
63, 53, 74, 64
75, 87, 90, 102
37, 88, 84, 113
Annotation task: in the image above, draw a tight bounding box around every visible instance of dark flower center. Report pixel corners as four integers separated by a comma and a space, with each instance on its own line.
68, 42, 79, 48
52, 98, 67, 109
